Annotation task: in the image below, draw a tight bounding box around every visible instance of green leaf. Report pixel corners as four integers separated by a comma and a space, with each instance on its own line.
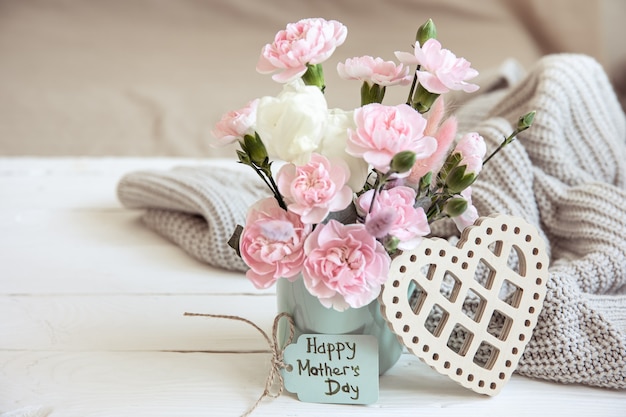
236, 150, 251, 165
324, 202, 358, 225
445, 165, 476, 194
228, 225, 244, 258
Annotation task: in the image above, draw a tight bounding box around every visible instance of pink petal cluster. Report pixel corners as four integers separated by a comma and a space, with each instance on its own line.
347, 103, 437, 174
452, 187, 479, 231
454, 132, 487, 175
302, 220, 391, 311
211, 99, 259, 146
407, 97, 458, 185
256, 18, 348, 83
337, 56, 412, 86
240, 197, 312, 289
395, 38, 479, 94
357, 186, 430, 250
277, 153, 353, 224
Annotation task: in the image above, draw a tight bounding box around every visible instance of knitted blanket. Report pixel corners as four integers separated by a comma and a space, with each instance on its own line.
117, 54, 626, 389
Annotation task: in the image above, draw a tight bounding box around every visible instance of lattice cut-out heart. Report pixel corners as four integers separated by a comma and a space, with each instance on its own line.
380, 214, 549, 396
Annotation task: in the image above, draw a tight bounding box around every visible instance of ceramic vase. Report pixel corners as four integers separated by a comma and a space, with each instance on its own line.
276, 277, 403, 374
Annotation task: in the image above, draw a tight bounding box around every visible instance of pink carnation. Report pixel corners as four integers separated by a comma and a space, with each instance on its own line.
454, 132, 487, 175
358, 186, 430, 250
337, 56, 411, 86
302, 220, 390, 311
277, 153, 353, 224
211, 99, 259, 146
256, 18, 347, 83
240, 197, 312, 289
347, 103, 437, 174
395, 38, 479, 94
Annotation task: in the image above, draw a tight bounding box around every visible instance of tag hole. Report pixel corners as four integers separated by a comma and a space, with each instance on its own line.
285, 364, 293, 372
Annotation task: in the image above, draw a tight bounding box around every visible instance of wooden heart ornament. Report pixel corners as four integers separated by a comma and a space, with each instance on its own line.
379, 214, 549, 395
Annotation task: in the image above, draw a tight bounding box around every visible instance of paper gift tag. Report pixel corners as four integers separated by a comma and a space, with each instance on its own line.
380, 214, 549, 395
282, 334, 379, 404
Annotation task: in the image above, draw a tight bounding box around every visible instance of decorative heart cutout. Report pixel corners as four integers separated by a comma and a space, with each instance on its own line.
380, 214, 549, 396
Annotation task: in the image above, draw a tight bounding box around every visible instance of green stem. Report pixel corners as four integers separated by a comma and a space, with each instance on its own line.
266, 170, 288, 210
483, 128, 522, 166
405, 71, 418, 107
250, 164, 287, 211
368, 170, 389, 214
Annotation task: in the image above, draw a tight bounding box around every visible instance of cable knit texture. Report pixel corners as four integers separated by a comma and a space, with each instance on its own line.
117, 54, 626, 389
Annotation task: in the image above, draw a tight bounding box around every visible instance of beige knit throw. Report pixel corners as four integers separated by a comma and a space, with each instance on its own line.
117, 54, 626, 389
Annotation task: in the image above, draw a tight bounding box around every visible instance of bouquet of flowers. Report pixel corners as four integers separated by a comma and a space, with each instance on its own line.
212, 18, 533, 312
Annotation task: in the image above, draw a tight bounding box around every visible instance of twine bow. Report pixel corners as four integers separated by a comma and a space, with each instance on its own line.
184, 312, 295, 417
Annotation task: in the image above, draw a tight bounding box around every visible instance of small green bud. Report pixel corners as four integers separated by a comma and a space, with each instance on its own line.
445, 165, 476, 194
443, 197, 468, 218
416, 19, 437, 45
517, 111, 536, 131
390, 150, 417, 174
384, 236, 400, 254
243, 133, 268, 166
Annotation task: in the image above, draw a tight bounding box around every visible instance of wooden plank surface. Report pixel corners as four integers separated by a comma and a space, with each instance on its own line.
1, 158, 625, 416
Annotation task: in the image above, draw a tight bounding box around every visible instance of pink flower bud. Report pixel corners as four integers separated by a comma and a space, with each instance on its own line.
454, 132, 487, 175
211, 99, 259, 146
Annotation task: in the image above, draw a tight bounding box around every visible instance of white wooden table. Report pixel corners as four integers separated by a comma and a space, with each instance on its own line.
1, 157, 624, 417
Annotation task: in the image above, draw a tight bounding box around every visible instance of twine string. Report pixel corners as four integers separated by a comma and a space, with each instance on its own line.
184, 311, 295, 417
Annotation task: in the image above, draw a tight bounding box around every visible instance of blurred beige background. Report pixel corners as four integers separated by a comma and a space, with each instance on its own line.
1, 0, 624, 157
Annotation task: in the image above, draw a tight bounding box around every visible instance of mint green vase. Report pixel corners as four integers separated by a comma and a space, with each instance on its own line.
276, 277, 403, 374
